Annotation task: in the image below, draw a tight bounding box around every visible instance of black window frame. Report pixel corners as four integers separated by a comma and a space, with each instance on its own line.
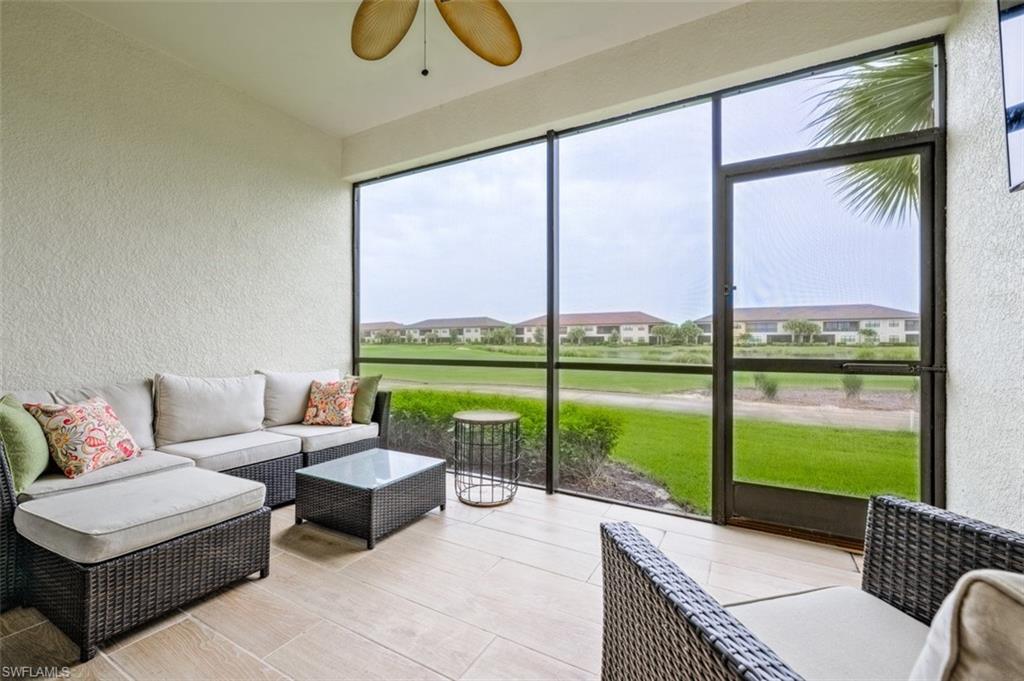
353, 36, 947, 529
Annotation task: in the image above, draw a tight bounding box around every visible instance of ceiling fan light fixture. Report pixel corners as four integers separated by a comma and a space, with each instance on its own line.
351, 0, 522, 69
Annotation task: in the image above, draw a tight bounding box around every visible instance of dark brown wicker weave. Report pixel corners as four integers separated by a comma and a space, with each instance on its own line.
0, 441, 20, 611
601, 495, 1024, 681
22, 507, 270, 661
302, 391, 391, 467
224, 452, 302, 507
304, 438, 380, 467
295, 454, 444, 549
862, 495, 1024, 623
219, 392, 391, 505
601, 522, 801, 681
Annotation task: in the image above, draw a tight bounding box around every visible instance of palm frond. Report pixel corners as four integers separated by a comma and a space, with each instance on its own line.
807, 47, 934, 225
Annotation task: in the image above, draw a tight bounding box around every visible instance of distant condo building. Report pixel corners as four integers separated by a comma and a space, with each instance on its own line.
694, 304, 920, 345
514, 312, 670, 345
361, 304, 920, 345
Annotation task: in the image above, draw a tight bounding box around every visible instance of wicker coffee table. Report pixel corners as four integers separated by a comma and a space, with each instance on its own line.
294, 448, 445, 549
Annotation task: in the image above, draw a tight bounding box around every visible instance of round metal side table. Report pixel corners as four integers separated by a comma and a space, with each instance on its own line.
452, 410, 521, 507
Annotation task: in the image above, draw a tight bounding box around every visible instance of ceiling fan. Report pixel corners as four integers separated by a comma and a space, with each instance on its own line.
351, 0, 522, 72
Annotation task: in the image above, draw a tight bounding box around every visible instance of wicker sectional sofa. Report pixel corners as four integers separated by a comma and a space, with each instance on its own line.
600, 495, 1024, 681
0, 371, 390, 661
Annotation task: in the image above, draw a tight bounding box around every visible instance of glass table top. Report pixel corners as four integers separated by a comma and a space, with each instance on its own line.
296, 448, 444, 490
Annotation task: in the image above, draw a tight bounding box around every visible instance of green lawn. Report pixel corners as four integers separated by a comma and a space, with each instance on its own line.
387, 385, 920, 516
608, 406, 919, 514
360, 344, 918, 394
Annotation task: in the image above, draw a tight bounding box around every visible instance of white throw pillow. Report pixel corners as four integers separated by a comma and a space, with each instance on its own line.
909, 569, 1024, 681
255, 369, 341, 427
154, 373, 265, 447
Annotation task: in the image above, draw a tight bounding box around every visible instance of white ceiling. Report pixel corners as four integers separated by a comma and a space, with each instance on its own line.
71, 1, 744, 138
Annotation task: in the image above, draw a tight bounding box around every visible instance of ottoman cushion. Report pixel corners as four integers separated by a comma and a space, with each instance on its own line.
14, 467, 266, 564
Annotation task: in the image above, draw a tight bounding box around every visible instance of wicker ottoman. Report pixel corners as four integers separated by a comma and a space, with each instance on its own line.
295, 448, 445, 549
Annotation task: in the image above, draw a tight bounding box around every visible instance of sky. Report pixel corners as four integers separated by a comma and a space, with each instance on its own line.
359, 49, 940, 326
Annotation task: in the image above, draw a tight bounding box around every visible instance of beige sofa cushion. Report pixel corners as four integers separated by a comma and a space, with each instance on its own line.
154, 373, 265, 447
17, 450, 194, 501
727, 586, 929, 680
256, 369, 340, 427
52, 379, 156, 450
266, 423, 379, 453
8, 390, 54, 405
158, 431, 300, 472
14, 467, 265, 563
910, 569, 1024, 681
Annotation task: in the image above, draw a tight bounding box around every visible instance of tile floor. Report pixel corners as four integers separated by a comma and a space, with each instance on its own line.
0, 479, 863, 680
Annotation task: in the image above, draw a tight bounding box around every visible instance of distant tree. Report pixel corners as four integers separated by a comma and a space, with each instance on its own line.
608, 329, 621, 345
533, 327, 545, 344
650, 324, 676, 346
423, 331, 438, 344
566, 327, 587, 346
858, 328, 879, 345
736, 332, 755, 346
782, 319, 821, 344
677, 321, 702, 346
484, 326, 514, 345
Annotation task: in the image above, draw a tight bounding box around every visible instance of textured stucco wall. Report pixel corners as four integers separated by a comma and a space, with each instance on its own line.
1, 3, 351, 391
341, 0, 957, 180
946, 0, 1024, 531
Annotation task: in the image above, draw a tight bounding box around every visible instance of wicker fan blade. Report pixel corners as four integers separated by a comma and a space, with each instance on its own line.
352, 0, 420, 61
434, 0, 522, 67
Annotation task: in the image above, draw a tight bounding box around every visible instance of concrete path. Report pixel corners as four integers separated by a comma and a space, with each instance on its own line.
385, 381, 920, 432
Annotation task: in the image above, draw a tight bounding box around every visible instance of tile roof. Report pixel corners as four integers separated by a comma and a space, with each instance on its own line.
694, 304, 919, 323
406, 316, 510, 329
517, 311, 672, 327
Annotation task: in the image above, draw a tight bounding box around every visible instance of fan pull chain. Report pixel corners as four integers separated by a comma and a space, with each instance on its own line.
421, 0, 429, 76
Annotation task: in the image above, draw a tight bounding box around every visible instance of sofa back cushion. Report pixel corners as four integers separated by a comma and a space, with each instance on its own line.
910, 569, 1024, 681
256, 369, 340, 427
52, 378, 156, 450
154, 373, 265, 447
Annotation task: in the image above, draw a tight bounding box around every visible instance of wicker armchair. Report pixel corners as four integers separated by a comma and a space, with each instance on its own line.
600, 496, 1024, 681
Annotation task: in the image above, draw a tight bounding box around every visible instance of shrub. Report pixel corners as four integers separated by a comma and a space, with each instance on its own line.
841, 374, 864, 399
387, 390, 622, 485
753, 373, 779, 400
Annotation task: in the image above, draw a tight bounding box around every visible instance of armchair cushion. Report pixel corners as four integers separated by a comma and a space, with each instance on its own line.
910, 569, 1024, 681
727, 586, 929, 681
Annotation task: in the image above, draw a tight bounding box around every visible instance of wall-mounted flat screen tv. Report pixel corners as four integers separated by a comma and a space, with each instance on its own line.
1000, 0, 1024, 192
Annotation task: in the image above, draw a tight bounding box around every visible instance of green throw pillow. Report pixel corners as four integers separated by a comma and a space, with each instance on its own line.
351, 375, 382, 425
0, 394, 50, 493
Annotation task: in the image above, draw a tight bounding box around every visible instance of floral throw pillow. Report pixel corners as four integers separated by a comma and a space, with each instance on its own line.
24, 397, 141, 478
303, 379, 357, 426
